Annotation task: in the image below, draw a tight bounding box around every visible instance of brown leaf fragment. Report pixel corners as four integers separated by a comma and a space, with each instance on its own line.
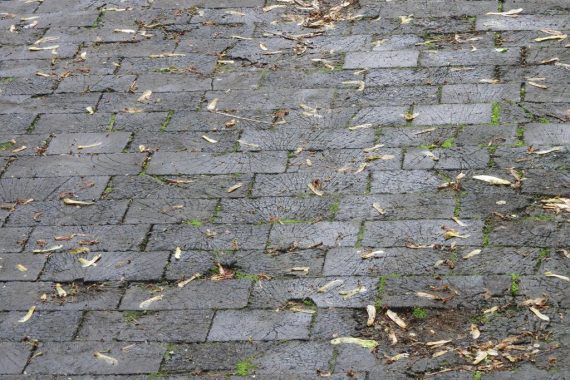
470, 324, 481, 339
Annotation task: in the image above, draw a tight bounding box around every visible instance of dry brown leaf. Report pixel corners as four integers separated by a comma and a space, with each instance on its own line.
308, 183, 324, 196
443, 229, 470, 240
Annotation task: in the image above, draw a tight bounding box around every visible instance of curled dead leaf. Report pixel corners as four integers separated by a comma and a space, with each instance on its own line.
366, 305, 376, 326
18, 306, 36, 323
386, 309, 407, 329
139, 294, 163, 309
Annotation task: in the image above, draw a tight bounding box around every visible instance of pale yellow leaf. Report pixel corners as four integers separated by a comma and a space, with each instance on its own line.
78, 254, 101, 268
330, 337, 378, 349
139, 294, 163, 308
386, 309, 407, 329
366, 305, 376, 326
94, 352, 118, 365
63, 198, 94, 206
227, 182, 243, 193
18, 306, 35, 323
529, 307, 550, 321
317, 279, 343, 293
472, 175, 511, 185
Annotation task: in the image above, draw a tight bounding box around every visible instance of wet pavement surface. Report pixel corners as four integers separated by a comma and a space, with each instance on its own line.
0, 0, 569, 378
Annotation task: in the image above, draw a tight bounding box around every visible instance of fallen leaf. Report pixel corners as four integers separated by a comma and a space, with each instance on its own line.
290, 266, 310, 273
366, 305, 376, 326
544, 271, 570, 281
207, 98, 218, 111
16, 264, 28, 272
69, 246, 90, 255
522, 297, 547, 307
114, 28, 136, 33
534, 34, 567, 42
463, 249, 482, 260
77, 142, 102, 150
178, 273, 202, 288
452, 216, 467, 226
330, 337, 378, 349
85, 106, 95, 115
227, 183, 243, 193
137, 90, 152, 102
528, 81, 548, 89
63, 198, 94, 206
473, 350, 488, 364
470, 324, 481, 339
94, 352, 119, 366
55, 283, 67, 297
426, 339, 452, 347
386, 309, 407, 329
342, 80, 365, 91
443, 229, 470, 240
360, 250, 384, 259
348, 123, 372, 131
174, 247, 182, 260
201, 135, 217, 143
399, 15, 413, 24
432, 350, 449, 358
402, 112, 418, 121
486, 8, 523, 17
28, 45, 59, 51
79, 254, 101, 268
529, 307, 550, 321
339, 285, 367, 299
139, 294, 163, 309
472, 175, 511, 185
387, 353, 409, 362
372, 202, 386, 215
363, 144, 384, 153
416, 292, 439, 300
317, 279, 344, 293
18, 306, 35, 323
32, 245, 63, 254
532, 147, 562, 155
308, 183, 324, 196
483, 306, 499, 314
259, 43, 268, 51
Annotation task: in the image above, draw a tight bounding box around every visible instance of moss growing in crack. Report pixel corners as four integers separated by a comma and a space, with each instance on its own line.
473, 371, 482, 380
440, 137, 455, 149
514, 126, 525, 147
482, 219, 493, 247
107, 113, 116, 132
329, 199, 340, 219
412, 307, 428, 319
160, 110, 174, 131
538, 248, 550, 261
524, 214, 556, 222
355, 222, 365, 248
453, 191, 464, 218
235, 357, 256, 376
123, 310, 144, 324
0, 140, 16, 151
183, 219, 203, 227
510, 273, 520, 296
491, 102, 501, 125
235, 271, 261, 282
